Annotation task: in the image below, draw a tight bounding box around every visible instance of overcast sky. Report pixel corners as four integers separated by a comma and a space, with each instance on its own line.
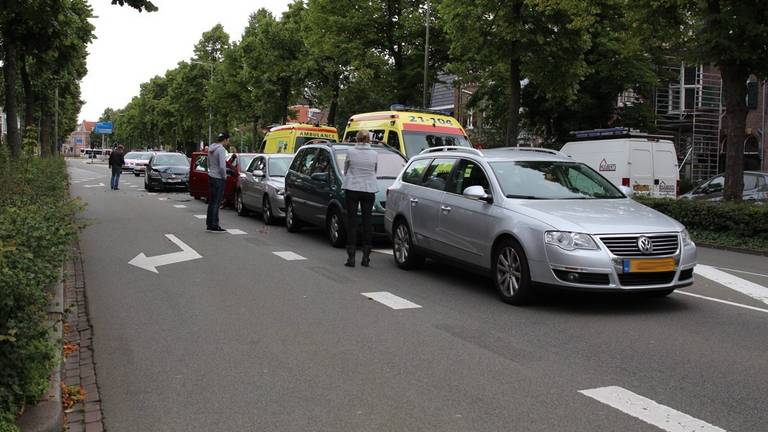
79, 0, 290, 122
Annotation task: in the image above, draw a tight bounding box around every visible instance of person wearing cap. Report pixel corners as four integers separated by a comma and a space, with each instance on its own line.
206, 132, 229, 232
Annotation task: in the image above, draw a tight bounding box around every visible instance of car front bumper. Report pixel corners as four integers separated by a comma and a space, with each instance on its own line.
530, 235, 697, 292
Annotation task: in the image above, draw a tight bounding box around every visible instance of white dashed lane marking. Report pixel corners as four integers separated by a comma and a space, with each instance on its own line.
173, 205, 187, 208
158, 198, 168, 201
273, 251, 306, 261
579, 386, 725, 432
676, 291, 768, 315
193, 215, 206, 219
372, 249, 393, 255
695, 264, 768, 305
361, 292, 421, 310
226, 229, 247, 235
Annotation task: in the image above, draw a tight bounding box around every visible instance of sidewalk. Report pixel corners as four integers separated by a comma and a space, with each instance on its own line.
61, 243, 105, 432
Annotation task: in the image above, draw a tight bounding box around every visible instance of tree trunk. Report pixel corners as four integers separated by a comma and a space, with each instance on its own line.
721, 63, 748, 201
3, 34, 21, 158
505, 58, 521, 147
40, 106, 53, 158
327, 73, 340, 127
20, 55, 36, 132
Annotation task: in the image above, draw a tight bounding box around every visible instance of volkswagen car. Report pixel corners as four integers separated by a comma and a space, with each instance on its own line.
385, 147, 697, 304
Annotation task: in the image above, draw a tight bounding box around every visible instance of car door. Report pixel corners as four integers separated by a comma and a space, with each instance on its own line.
743, 173, 760, 201
241, 157, 261, 209
305, 148, 333, 225
250, 157, 268, 211
189, 154, 208, 198
287, 148, 317, 219
629, 140, 653, 196
692, 175, 724, 200
651, 142, 678, 198
437, 158, 495, 267
410, 158, 456, 252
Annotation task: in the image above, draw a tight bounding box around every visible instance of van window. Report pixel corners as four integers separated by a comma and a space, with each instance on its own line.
386, 131, 401, 151
343, 131, 357, 141
744, 174, 759, 191
423, 158, 456, 191
402, 132, 471, 158
345, 130, 385, 142
291, 148, 317, 175
402, 159, 432, 185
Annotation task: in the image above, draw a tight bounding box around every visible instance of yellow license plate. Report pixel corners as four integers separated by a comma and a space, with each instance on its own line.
625, 258, 676, 273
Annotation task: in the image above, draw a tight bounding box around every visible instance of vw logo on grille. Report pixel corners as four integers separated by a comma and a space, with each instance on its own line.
637, 236, 654, 255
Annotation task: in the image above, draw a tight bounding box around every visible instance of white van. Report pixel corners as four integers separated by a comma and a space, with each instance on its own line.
560, 128, 679, 198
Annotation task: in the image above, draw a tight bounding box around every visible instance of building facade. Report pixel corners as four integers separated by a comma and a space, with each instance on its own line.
62, 121, 96, 156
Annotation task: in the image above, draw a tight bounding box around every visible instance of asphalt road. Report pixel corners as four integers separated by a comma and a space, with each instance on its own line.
68, 159, 768, 432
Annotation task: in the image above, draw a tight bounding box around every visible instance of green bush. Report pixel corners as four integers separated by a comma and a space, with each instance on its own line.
636, 196, 768, 250
0, 153, 79, 426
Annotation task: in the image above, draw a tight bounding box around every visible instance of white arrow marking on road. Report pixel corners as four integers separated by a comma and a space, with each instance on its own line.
362, 292, 421, 310
83, 183, 105, 188
128, 234, 202, 274
695, 264, 768, 305
579, 386, 726, 432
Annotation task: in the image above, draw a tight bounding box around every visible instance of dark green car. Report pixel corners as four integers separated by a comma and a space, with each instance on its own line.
284, 142, 408, 247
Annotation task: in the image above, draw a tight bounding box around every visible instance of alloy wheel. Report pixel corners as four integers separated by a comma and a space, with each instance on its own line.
496, 246, 522, 297
394, 224, 410, 263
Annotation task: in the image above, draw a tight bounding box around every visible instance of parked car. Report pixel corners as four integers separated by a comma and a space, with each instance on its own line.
560, 128, 679, 198
284, 142, 408, 247
385, 147, 697, 305
123, 151, 153, 176
188, 152, 257, 206
235, 154, 294, 224
144, 152, 190, 191
680, 171, 768, 202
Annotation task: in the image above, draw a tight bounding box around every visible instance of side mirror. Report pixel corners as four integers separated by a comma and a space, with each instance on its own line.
253, 169, 265, 178
463, 185, 493, 203
619, 185, 633, 197
310, 172, 329, 182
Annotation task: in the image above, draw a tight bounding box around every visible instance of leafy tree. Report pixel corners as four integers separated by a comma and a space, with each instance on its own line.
440, 0, 594, 146
111, 0, 158, 12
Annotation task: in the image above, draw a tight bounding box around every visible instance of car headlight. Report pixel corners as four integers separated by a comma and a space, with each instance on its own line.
544, 231, 598, 251
681, 228, 694, 247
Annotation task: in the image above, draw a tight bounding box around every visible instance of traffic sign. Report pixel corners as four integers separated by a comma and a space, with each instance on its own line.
94, 121, 113, 134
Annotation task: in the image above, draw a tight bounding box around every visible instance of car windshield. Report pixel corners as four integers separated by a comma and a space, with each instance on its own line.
335, 149, 406, 179
153, 154, 188, 166
239, 155, 256, 171
137, 153, 152, 160
490, 160, 625, 199
268, 157, 292, 177
402, 132, 471, 158
124, 152, 140, 159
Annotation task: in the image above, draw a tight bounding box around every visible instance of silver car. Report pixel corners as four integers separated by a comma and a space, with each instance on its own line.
236, 154, 294, 224
385, 147, 697, 304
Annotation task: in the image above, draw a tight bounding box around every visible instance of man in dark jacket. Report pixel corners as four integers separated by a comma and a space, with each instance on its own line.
206, 133, 229, 232
108, 145, 125, 190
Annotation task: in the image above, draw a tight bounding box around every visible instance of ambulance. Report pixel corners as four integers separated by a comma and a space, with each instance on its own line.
343, 108, 471, 158
258, 123, 339, 154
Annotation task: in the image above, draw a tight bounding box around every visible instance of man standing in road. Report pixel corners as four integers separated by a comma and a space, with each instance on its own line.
108, 145, 125, 190
206, 132, 229, 232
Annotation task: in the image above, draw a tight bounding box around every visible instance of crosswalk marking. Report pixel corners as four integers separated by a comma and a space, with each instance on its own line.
579, 386, 725, 432
226, 229, 247, 235
193, 215, 206, 219
173, 205, 187, 208
695, 264, 768, 306
273, 251, 306, 261
361, 292, 421, 310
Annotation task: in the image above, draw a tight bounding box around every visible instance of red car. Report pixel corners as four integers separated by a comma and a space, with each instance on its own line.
189, 152, 258, 206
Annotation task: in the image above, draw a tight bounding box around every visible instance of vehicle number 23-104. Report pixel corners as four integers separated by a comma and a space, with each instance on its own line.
408, 115, 453, 126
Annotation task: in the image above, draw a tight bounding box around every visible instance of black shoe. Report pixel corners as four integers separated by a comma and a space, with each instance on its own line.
345, 247, 356, 267
361, 247, 371, 267
207, 226, 226, 232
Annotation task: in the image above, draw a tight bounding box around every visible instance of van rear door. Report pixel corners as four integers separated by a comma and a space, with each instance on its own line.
629, 140, 653, 196
651, 141, 679, 198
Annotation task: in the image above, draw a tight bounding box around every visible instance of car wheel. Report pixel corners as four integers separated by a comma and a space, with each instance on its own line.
492, 238, 533, 305
393, 220, 424, 270
327, 208, 346, 248
235, 190, 248, 216
263, 195, 275, 225
285, 200, 302, 232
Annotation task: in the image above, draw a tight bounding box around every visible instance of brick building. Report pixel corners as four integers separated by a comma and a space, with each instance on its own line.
62, 120, 96, 156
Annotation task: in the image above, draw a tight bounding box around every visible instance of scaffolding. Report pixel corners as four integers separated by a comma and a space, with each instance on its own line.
655, 64, 723, 185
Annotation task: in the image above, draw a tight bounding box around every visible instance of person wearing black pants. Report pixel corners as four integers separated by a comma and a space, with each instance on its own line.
206, 132, 229, 232
342, 130, 379, 267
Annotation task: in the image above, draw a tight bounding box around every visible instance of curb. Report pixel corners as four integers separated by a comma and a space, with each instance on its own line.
17, 276, 64, 432
697, 242, 768, 257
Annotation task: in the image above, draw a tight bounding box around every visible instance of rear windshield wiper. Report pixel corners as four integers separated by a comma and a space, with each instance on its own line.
505, 194, 543, 199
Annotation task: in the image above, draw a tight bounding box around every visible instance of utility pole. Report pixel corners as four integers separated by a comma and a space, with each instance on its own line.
422, 1, 430, 109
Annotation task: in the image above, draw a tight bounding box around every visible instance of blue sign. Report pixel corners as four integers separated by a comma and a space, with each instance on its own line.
75, 137, 84, 145
94, 121, 113, 134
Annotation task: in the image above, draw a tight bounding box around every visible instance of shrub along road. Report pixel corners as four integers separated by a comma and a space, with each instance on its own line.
68, 159, 768, 432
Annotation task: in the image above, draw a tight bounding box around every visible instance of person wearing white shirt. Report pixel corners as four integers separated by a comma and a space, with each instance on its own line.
342, 130, 378, 267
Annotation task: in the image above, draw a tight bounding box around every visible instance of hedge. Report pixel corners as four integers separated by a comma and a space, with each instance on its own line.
0, 153, 79, 429
635, 196, 768, 251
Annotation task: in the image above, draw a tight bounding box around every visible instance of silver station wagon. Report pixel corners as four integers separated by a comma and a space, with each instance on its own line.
384, 147, 697, 304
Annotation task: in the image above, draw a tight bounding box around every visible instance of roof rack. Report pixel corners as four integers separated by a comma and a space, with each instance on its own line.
492, 147, 566, 157
419, 146, 483, 156
569, 127, 673, 141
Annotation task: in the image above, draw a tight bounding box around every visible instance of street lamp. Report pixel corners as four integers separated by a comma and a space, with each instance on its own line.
191, 60, 214, 146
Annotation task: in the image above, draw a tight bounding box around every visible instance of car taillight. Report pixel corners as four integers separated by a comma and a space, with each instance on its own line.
621, 178, 630, 187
